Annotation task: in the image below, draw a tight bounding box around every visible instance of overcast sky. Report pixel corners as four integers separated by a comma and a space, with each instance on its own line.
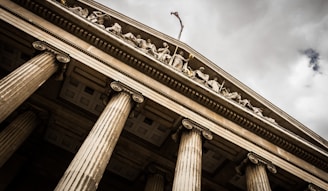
97, 0, 328, 140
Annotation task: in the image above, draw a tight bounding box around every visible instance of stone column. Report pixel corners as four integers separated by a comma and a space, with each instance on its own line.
144, 173, 165, 191
55, 81, 144, 191
0, 111, 38, 167
236, 152, 277, 191
246, 163, 271, 191
172, 119, 212, 191
0, 41, 70, 123
144, 164, 168, 191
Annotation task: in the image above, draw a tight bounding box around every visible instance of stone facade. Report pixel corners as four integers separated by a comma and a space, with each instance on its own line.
0, 0, 327, 190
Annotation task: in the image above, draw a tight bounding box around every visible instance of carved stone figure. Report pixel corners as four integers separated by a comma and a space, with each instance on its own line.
87, 10, 103, 22
222, 88, 241, 101
171, 51, 189, 71
69, 5, 89, 18
192, 67, 209, 84
156, 42, 171, 63
181, 62, 194, 77
145, 39, 157, 56
106, 23, 122, 35
135, 35, 148, 51
87, 10, 108, 28
239, 98, 252, 108
134, 37, 157, 55
252, 107, 263, 116
122, 32, 138, 46
206, 77, 223, 93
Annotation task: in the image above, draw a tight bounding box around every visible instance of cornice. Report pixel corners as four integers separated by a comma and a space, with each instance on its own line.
10, 0, 328, 173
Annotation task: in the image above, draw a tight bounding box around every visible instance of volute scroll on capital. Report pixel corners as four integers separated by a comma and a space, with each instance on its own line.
32, 41, 70, 63
181, 119, 213, 140
235, 152, 277, 175
110, 81, 144, 103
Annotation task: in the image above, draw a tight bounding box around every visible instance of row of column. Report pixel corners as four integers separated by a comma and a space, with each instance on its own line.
0, 41, 69, 168
0, 41, 278, 191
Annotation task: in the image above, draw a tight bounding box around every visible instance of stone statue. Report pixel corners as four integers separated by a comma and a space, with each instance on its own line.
206, 77, 223, 93
69, 5, 89, 18
145, 39, 157, 56
181, 62, 194, 77
239, 98, 252, 108
134, 37, 157, 55
156, 42, 171, 64
221, 88, 242, 101
192, 67, 209, 84
122, 32, 138, 46
135, 35, 148, 51
252, 107, 263, 116
106, 23, 122, 35
87, 10, 108, 28
171, 50, 189, 71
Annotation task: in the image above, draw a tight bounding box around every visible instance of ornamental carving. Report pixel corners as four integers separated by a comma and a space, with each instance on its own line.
235, 152, 277, 175
32, 41, 70, 63
110, 81, 144, 103
32, 41, 70, 81
65, 3, 278, 126
172, 119, 213, 141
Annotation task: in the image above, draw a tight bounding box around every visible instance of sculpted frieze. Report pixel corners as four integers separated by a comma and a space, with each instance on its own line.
65, 3, 278, 126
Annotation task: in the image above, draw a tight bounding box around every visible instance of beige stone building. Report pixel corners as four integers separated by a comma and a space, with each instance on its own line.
0, 0, 327, 190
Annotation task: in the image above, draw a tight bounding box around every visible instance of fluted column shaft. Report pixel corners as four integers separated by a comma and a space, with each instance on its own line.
246, 163, 271, 191
0, 111, 38, 167
55, 91, 133, 191
144, 173, 165, 191
172, 128, 202, 191
0, 52, 57, 123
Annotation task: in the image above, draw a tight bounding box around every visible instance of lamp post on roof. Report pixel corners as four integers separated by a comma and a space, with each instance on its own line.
170, 11, 184, 40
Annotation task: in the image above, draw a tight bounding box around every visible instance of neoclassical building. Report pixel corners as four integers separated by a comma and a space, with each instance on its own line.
0, 0, 327, 190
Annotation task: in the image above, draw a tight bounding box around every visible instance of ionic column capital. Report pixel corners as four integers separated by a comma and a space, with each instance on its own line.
236, 152, 277, 175
110, 81, 144, 103
181, 119, 213, 140
32, 41, 70, 63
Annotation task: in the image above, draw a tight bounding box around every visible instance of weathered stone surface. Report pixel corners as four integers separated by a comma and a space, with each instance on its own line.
0, 111, 38, 167
246, 163, 272, 191
144, 173, 164, 191
55, 91, 133, 191
0, 52, 56, 123
172, 128, 202, 191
